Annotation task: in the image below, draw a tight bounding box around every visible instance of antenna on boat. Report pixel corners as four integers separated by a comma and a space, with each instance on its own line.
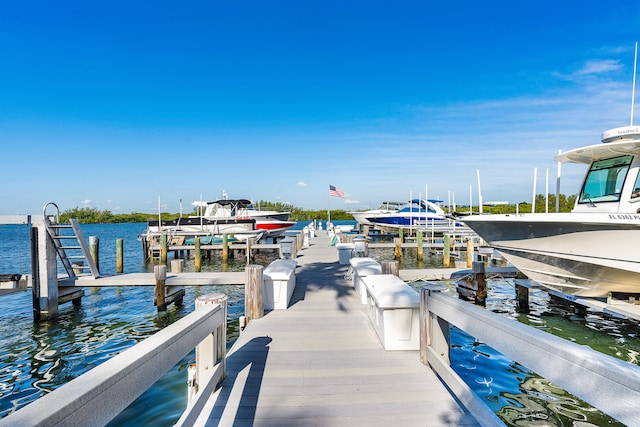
632, 41, 638, 126
476, 169, 483, 214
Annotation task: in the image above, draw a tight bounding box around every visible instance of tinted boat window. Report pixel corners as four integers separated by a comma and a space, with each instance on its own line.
579, 155, 633, 204
632, 170, 640, 199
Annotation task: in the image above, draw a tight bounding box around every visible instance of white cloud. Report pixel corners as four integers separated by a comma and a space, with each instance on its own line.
322, 70, 633, 206
80, 199, 91, 205
576, 59, 622, 75
554, 59, 624, 83
297, 181, 308, 188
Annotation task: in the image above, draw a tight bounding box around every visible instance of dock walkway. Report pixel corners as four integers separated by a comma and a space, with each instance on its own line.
196, 232, 481, 426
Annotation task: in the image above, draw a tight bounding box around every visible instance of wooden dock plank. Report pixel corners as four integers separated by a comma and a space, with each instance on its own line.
57, 271, 245, 287
195, 233, 481, 426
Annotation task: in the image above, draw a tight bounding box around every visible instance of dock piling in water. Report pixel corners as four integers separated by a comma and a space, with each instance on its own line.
473, 261, 487, 305
161, 234, 168, 264
417, 231, 424, 261
90, 236, 100, 273
443, 235, 451, 267
194, 238, 201, 272
393, 237, 402, 259
155, 265, 167, 312
222, 234, 228, 261
466, 239, 474, 268
116, 238, 123, 273
516, 283, 530, 313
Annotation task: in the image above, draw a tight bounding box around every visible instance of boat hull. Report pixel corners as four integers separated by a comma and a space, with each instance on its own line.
368, 216, 467, 234
352, 210, 399, 226
256, 220, 296, 237
356, 199, 467, 234
463, 213, 640, 297
147, 217, 258, 236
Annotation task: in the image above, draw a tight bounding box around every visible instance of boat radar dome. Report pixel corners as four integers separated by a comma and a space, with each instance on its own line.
601, 126, 640, 143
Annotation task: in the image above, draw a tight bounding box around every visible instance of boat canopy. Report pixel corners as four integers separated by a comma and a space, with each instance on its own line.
555, 126, 640, 164
206, 199, 253, 206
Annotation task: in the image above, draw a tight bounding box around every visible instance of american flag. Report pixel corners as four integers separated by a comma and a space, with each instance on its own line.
329, 185, 345, 198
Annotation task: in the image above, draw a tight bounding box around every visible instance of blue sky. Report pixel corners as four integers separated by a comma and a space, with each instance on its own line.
1, 1, 639, 215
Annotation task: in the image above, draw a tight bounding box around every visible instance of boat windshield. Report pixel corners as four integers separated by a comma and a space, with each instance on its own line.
399, 201, 437, 213
579, 155, 633, 204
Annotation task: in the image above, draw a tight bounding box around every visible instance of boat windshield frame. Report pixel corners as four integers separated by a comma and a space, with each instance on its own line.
578, 155, 633, 204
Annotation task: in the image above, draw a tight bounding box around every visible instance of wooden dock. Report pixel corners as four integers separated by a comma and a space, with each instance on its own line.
193, 232, 482, 426
57, 271, 246, 287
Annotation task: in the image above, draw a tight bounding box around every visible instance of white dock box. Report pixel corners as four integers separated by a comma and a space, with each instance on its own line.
263, 259, 297, 310
336, 243, 354, 264
349, 257, 381, 304
363, 274, 420, 351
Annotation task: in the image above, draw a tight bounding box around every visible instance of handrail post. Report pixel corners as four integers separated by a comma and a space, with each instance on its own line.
195, 293, 228, 394
420, 283, 449, 366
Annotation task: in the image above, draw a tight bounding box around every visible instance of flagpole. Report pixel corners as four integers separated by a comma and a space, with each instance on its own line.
328, 185, 331, 228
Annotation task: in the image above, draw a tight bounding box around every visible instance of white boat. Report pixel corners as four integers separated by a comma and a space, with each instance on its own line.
462, 125, 640, 297
358, 199, 466, 234
349, 201, 404, 226
142, 198, 295, 247
199, 198, 296, 238
145, 214, 261, 242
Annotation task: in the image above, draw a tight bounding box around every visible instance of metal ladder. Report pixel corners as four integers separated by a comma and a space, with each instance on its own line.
42, 202, 100, 278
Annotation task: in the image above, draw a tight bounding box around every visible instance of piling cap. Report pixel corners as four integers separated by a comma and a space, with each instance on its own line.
196, 292, 228, 307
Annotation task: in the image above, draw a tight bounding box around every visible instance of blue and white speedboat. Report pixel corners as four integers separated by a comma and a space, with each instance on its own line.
363, 199, 465, 233
349, 201, 404, 227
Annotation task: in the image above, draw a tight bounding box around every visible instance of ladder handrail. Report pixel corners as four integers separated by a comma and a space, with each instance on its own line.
43, 201, 60, 224
69, 219, 100, 278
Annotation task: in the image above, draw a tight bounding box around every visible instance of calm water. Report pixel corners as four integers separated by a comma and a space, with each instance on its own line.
0, 222, 256, 425
367, 245, 638, 426
0, 222, 638, 426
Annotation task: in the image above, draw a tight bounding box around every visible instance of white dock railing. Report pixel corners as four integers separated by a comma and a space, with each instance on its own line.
0, 293, 227, 427
419, 284, 640, 427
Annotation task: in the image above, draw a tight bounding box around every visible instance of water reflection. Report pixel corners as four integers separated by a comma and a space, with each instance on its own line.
0, 281, 246, 422
498, 376, 625, 426
419, 277, 638, 427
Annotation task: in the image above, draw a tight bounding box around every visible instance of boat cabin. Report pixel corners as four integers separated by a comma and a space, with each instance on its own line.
202, 199, 254, 218
555, 126, 640, 214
